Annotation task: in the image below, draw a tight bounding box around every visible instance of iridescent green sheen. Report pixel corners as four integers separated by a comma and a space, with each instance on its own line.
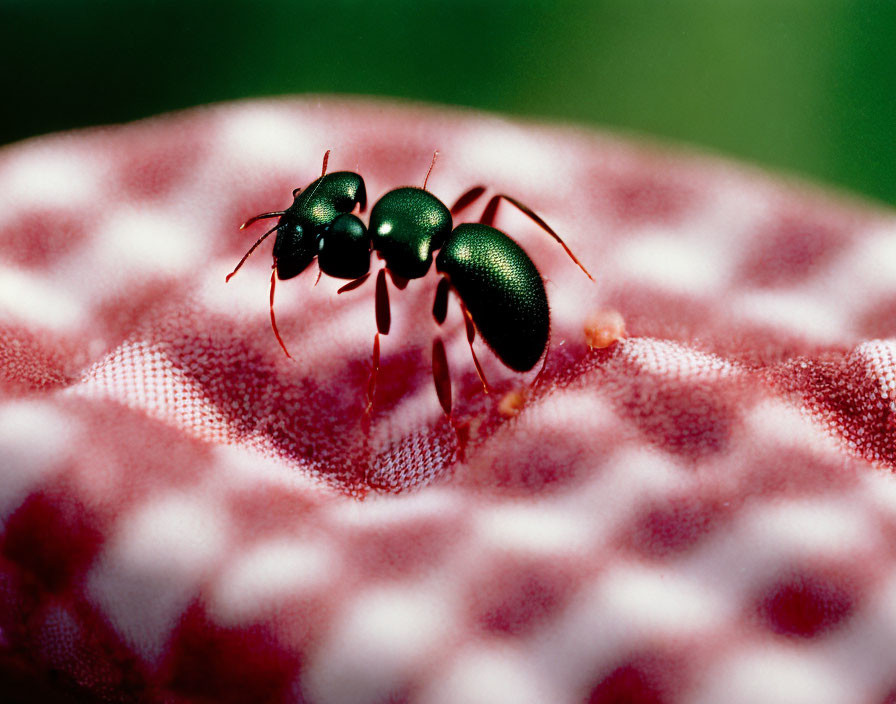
273, 171, 367, 279
436, 223, 549, 372
369, 187, 452, 279
288, 172, 366, 229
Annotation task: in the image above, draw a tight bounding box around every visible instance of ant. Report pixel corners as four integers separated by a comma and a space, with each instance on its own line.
227, 151, 592, 424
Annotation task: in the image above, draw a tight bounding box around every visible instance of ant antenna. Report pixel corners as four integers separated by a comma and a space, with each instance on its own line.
291, 149, 329, 198
226, 223, 280, 281
239, 211, 285, 230
423, 150, 439, 191
298, 150, 332, 209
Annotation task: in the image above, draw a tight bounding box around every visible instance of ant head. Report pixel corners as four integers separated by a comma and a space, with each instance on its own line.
227, 171, 367, 284
286, 172, 367, 230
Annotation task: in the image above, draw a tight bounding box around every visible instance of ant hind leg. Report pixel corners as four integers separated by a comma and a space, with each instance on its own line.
480, 194, 593, 281
449, 185, 487, 216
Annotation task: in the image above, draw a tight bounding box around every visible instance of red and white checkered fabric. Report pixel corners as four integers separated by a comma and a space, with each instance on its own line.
2, 98, 896, 703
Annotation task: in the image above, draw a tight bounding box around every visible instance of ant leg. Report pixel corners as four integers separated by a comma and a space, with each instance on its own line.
269, 269, 293, 358
480, 194, 594, 281
432, 278, 491, 394
432, 280, 472, 458
533, 335, 551, 390
449, 185, 487, 216
366, 269, 391, 414
423, 150, 439, 191
432, 277, 450, 324
389, 270, 409, 290
432, 337, 452, 417
226, 223, 279, 281
375, 268, 391, 335
337, 272, 371, 294
365, 333, 380, 414
433, 278, 488, 394
432, 337, 469, 461
459, 301, 490, 394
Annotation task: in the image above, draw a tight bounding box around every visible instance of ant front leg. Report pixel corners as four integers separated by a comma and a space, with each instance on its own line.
432, 276, 450, 325
337, 272, 371, 294
375, 267, 391, 335
431, 337, 451, 418
431, 278, 453, 419
366, 269, 391, 414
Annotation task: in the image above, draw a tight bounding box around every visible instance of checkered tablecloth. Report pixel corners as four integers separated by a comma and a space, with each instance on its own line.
2, 98, 896, 703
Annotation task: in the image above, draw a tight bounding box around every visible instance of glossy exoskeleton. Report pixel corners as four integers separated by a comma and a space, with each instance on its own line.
227, 152, 592, 421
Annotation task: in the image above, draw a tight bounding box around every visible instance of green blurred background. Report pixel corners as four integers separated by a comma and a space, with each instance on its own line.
2, 0, 894, 206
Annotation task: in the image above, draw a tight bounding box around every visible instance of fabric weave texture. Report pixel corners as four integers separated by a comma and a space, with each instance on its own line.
1, 99, 896, 703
